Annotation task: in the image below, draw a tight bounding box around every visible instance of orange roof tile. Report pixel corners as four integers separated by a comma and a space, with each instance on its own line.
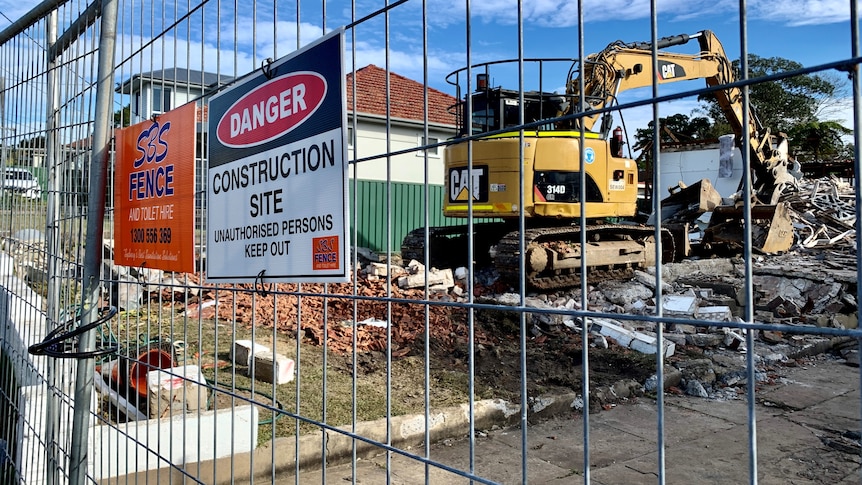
346, 65, 457, 127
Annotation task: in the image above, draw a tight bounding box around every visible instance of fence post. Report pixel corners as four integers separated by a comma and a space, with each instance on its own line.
43, 11, 61, 484
68, 0, 118, 482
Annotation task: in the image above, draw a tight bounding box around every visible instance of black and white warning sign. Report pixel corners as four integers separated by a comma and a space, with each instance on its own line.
206, 29, 348, 283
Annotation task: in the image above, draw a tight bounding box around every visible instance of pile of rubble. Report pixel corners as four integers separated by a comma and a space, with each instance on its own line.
787, 176, 856, 250
3, 177, 858, 401
180, 260, 484, 356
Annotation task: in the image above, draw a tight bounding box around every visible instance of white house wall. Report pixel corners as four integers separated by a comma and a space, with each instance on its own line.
135, 84, 204, 122
173, 90, 197, 109
658, 138, 743, 200
349, 119, 452, 185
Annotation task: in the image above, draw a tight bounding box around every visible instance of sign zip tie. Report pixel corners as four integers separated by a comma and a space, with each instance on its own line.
261, 58, 274, 80
255, 269, 272, 297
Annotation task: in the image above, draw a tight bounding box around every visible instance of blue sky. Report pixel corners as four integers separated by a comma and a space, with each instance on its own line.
0, 0, 855, 135
336, 0, 855, 134
343, 0, 855, 135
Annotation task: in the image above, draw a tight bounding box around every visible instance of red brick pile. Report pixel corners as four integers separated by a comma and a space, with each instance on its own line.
181, 271, 496, 355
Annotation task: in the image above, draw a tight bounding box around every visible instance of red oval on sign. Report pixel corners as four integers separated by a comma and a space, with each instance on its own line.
216, 71, 327, 148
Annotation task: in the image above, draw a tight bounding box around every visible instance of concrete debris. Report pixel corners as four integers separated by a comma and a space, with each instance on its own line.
591, 318, 676, 357
494, 293, 522, 306
686, 333, 725, 348
232, 340, 269, 367
364, 262, 405, 277
632, 270, 659, 290
454, 267, 469, 280
525, 297, 569, 327
676, 359, 717, 385
696, 306, 733, 322
231, 340, 296, 385
663, 294, 698, 316
405, 259, 425, 274
396, 263, 455, 290
146, 365, 209, 418
684, 380, 710, 398
252, 351, 296, 385
643, 367, 682, 393
597, 281, 653, 308
723, 328, 746, 349
355, 246, 380, 264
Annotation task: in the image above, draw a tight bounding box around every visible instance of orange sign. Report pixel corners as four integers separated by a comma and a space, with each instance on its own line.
114, 102, 197, 272
312, 235, 340, 270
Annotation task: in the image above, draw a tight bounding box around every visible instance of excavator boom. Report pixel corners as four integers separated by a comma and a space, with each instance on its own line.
569, 30, 799, 204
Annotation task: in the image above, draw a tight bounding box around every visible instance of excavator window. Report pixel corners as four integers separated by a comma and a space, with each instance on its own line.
463, 88, 572, 136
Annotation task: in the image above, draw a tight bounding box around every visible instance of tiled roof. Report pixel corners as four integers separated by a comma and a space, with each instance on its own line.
347, 65, 457, 126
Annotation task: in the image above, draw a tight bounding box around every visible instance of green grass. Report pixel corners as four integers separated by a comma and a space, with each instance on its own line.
98, 311, 484, 444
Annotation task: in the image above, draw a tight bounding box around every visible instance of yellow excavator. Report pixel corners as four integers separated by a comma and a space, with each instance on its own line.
402, 30, 798, 289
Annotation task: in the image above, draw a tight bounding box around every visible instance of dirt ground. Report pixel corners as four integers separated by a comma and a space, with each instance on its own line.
159, 271, 664, 433
129, 249, 855, 439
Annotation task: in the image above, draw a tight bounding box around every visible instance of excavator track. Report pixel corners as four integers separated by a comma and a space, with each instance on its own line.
493, 225, 675, 290
402, 223, 675, 290
401, 222, 512, 268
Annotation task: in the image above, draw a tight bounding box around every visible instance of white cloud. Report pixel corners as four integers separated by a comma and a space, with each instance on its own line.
751, 0, 849, 26
426, 0, 850, 27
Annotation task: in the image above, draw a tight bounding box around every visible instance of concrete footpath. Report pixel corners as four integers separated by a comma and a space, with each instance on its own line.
283, 356, 861, 484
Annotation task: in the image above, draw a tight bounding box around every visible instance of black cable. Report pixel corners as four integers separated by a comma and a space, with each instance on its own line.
28, 306, 119, 359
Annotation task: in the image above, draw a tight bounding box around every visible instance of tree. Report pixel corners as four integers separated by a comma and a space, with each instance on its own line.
787, 120, 852, 161
697, 55, 839, 134
633, 113, 716, 152
688, 54, 851, 160
113, 104, 131, 127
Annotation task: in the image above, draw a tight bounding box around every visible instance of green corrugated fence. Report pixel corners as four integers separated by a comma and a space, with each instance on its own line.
349, 179, 497, 254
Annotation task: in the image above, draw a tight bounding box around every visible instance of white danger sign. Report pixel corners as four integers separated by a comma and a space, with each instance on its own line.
205, 29, 348, 283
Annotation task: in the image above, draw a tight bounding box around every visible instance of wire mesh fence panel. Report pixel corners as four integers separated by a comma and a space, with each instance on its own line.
0, 0, 859, 484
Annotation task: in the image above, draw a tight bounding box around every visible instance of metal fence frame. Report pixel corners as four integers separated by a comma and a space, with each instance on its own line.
0, 1, 859, 484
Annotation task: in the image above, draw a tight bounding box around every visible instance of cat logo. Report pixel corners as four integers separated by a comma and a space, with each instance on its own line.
448, 165, 489, 202
658, 60, 686, 80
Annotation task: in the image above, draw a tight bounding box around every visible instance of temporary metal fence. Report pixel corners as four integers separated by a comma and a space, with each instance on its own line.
0, 0, 858, 484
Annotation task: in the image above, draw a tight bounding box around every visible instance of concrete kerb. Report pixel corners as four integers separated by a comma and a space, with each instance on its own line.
177, 394, 593, 483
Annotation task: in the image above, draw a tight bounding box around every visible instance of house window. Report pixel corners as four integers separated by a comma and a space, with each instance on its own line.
347, 126, 355, 147
418, 135, 440, 157
152, 86, 172, 114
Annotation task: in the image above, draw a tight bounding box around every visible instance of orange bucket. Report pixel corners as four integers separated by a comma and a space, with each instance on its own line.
112, 348, 175, 398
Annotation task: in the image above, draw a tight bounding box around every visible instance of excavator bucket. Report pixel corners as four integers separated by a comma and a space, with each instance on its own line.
651, 179, 723, 259
702, 202, 794, 254
654, 179, 723, 224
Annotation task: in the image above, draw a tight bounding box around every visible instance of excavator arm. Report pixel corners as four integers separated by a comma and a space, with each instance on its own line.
568, 30, 798, 204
